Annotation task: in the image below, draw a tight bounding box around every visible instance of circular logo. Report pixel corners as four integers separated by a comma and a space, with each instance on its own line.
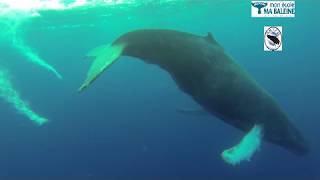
264, 27, 282, 51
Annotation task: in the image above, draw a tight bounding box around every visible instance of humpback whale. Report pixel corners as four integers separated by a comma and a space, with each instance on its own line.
79, 29, 308, 164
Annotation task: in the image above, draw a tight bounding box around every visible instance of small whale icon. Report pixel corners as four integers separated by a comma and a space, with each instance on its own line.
267, 35, 280, 45
252, 2, 268, 14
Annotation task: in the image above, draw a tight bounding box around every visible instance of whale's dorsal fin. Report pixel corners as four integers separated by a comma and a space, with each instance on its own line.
205, 32, 224, 50
205, 32, 216, 44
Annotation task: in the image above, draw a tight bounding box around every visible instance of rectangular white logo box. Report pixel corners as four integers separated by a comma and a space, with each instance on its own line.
252, 1, 295, 18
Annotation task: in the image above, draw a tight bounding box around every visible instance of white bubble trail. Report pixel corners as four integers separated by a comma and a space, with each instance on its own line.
0, 66, 48, 125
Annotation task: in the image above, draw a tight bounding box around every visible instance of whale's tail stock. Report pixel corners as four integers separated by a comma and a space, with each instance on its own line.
78, 43, 127, 92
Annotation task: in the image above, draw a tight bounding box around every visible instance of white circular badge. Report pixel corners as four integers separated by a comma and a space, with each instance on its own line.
264, 27, 282, 51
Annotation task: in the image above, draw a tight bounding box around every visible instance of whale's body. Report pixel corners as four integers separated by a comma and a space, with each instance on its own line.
80, 29, 308, 158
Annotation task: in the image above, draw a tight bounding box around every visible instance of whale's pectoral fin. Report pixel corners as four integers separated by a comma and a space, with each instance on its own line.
221, 124, 264, 166
176, 107, 210, 116
79, 43, 127, 92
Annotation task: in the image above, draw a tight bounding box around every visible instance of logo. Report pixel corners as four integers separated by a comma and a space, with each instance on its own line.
264, 26, 282, 51
251, 1, 295, 18
252, 2, 268, 14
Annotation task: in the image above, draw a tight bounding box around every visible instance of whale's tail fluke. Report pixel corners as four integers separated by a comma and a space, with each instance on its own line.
79, 43, 127, 92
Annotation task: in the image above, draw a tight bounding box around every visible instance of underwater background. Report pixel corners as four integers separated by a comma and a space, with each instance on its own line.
0, 0, 319, 179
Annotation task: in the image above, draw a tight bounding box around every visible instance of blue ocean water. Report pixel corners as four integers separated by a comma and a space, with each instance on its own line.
0, 1, 319, 179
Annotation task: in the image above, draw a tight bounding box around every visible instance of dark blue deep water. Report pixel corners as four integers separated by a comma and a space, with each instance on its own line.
0, 1, 319, 179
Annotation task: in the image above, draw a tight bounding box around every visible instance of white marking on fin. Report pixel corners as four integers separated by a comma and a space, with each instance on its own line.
79, 43, 127, 92
221, 124, 263, 166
